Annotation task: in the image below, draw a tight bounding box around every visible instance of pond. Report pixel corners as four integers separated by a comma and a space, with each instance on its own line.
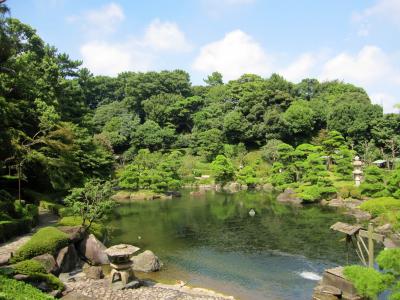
107, 190, 357, 300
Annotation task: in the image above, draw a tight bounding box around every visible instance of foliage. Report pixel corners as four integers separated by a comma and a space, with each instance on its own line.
360, 166, 389, 197
211, 155, 235, 185
236, 166, 258, 187
359, 197, 400, 217
12, 227, 69, 262
119, 149, 182, 192
64, 179, 115, 231
12, 260, 46, 275
343, 265, 394, 300
57, 216, 104, 239
0, 276, 54, 300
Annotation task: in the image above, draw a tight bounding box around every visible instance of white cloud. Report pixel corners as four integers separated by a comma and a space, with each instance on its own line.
354, 0, 400, 24
371, 93, 398, 113
279, 53, 318, 82
144, 19, 191, 52
68, 2, 124, 36
320, 45, 395, 85
192, 30, 270, 80
80, 41, 153, 76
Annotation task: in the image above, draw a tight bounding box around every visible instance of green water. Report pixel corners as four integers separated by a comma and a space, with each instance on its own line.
107, 190, 356, 299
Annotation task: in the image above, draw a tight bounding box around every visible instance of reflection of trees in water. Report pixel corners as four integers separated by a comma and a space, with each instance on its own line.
108, 190, 357, 264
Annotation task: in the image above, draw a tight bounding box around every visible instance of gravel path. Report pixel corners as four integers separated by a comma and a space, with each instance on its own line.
63, 277, 235, 300
0, 208, 58, 264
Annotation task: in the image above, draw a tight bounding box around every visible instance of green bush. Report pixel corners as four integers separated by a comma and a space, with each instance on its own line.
0, 276, 54, 300
297, 185, 337, 202
13, 260, 46, 275
376, 248, 400, 276
359, 197, 400, 217
39, 201, 63, 215
57, 216, 105, 239
0, 216, 37, 242
344, 265, 394, 300
338, 184, 362, 199
12, 227, 69, 262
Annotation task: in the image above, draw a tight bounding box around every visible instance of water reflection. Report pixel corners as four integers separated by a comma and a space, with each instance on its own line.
108, 190, 356, 299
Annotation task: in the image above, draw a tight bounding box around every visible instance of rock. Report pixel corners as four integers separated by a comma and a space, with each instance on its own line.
0, 254, 10, 266
240, 184, 248, 191
345, 209, 372, 222
327, 198, 344, 208
111, 191, 131, 201
131, 250, 162, 272
262, 183, 274, 192
223, 182, 241, 193
49, 289, 63, 298
314, 285, 342, 296
59, 271, 86, 283
277, 189, 302, 205
32, 253, 58, 274
375, 223, 392, 234
37, 281, 52, 292
13, 274, 30, 281
312, 291, 340, 300
78, 234, 109, 265
83, 263, 103, 279
58, 226, 86, 243
57, 244, 80, 273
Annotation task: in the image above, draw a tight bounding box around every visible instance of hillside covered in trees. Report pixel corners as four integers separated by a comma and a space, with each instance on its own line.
1, 2, 400, 208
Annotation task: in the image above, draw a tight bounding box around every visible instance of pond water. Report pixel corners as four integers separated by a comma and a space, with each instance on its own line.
107, 190, 356, 300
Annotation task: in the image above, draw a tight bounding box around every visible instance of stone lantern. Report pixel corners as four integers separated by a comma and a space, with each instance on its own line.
104, 244, 140, 286
352, 156, 363, 187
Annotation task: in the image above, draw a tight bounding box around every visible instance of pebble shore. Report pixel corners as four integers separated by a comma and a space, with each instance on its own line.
63, 277, 235, 300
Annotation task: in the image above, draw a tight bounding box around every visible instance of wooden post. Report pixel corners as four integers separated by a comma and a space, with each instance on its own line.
368, 223, 374, 268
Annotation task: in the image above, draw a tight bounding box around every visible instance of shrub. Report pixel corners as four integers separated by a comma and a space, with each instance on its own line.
57, 216, 105, 239
376, 248, 400, 276
0, 216, 37, 242
338, 184, 362, 199
13, 260, 46, 275
359, 197, 400, 217
39, 201, 63, 215
297, 185, 337, 202
344, 265, 394, 300
12, 227, 69, 262
0, 276, 54, 300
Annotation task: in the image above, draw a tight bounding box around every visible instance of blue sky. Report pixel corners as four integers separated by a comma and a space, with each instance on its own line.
8, 0, 400, 112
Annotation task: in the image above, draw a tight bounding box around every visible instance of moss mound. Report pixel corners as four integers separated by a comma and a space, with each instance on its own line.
0, 275, 54, 300
12, 227, 69, 262
359, 197, 400, 217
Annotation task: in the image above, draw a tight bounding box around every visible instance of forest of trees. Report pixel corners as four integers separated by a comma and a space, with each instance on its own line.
0, 1, 400, 199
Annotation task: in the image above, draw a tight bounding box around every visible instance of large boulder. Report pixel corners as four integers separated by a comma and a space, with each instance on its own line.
82, 263, 103, 279
32, 253, 58, 274
277, 189, 302, 206
57, 226, 86, 243
78, 234, 109, 265
131, 250, 162, 272
56, 244, 79, 273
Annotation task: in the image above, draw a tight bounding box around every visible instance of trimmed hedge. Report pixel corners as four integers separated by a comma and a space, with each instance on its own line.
0, 275, 54, 300
359, 197, 400, 217
12, 227, 69, 262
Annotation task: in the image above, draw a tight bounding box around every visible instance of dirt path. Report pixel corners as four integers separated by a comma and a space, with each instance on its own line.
0, 208, 59, 264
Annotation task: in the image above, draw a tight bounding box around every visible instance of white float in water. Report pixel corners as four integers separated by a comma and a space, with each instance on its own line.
298, 271, 322, 281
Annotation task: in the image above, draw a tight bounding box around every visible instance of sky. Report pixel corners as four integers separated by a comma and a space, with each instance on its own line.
7, 0, 400, 112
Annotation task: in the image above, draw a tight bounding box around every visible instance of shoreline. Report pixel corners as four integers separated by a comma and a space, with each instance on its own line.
61, 274, 235, 300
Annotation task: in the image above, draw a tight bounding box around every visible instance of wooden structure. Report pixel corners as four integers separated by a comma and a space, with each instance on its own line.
330, 222, 384, 267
